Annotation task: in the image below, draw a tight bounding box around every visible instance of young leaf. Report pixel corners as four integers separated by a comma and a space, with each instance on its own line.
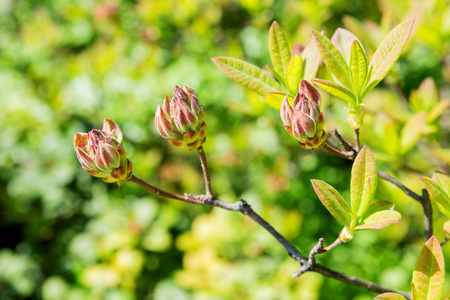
265, 92, 293, 110
311, 30, 352, 89
269, 21, 291, 78
421, 177, 450, 218
375, 293, 407, 300
312, 79, 356, 106
349, 40, 368, 98
211, 57, 281, 96
399, 112, 427, 154
311, 179, 353, 227
302, 39, 322, 80
286, 55, 304, 94
350, 146, 377, 218
331, 28, 361, 64
435, 173, 450, 197
266, 64, 287, 88
360, 200, 395, 220
355, 210, 401, 230
444, 220, 450, 234
362, 18, 415, 98
412, 236, 445, 300
410, 77, 439, 112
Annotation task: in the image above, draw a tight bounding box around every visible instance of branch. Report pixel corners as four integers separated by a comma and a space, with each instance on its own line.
197, 146, 213, 196
323, 141, 355, 160
331, 129, 355, 152
354, 129, 360, 152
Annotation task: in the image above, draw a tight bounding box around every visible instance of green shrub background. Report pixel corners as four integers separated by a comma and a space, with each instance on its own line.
1, 0, 449, 299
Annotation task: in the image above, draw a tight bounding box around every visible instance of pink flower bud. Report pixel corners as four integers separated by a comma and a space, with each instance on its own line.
292, 110, 316, 140
74, 119, 132, 185
280, 96, 293, 127
299, 79, 321, 106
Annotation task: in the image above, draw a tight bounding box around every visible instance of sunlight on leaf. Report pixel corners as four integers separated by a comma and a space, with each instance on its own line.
349, 40, 368, 98
269, 21, 291, 79
399, 112, 427, 154
375, 292, 407, 300
355, 210, 401, 230
312, 78, 356, 106
286, 55, 303, 95
421, 177, 450, 218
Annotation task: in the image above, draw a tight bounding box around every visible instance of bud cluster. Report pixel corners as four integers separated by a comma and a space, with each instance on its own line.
155, 85, 207, 150
74, 118, 132, 185
280, 79, 326, 149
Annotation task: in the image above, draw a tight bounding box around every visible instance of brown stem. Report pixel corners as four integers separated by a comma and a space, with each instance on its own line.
322, 237, 344, 253
332, 129, 355, 152
441, 236, 450, 247
197, 146, 213, 196
354, 129, 360, 152
323, 141, 354, 160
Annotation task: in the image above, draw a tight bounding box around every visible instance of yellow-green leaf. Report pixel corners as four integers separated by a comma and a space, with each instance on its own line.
435, 173, 450, 197
302, 38, 322, 80
311, 179, 353, 227
311, 30, 352, 89
410, 77, 439, 112
286, 55, 304, 95
363, 18, 415, 98
375, 293, 407, 300
349, 40, 368, 98
444, 220, 450, 234
212, 57, 281, 96
331, 28, 361, 64
269, 21, 291, 78
355, 210, 401, 230
399, 112, 427, 154
412, 236, 445, 300
350, 146, 377, 218
312, 78, 356, 106
265, 92, 293, 110
266, 64, 287, 87
361, 200, 395, 220
421, 177, 450, 218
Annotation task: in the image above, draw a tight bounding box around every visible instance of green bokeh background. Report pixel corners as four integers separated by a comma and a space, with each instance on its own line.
1, 0, 450, 299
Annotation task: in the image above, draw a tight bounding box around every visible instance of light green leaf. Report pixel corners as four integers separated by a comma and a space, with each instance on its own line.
350, 146, 378, 218
435, 173, 450, 197
355, 210, 401, 230
382, 121, 400, 156
349, 40, 368, 98
399, 112, 427, 154
269, 21, 291, 78
375, 293, 407, 300
421, 177, 450, 218
363, 18, 415, 98
311, 179, 353, 227
311, 79, 356, 106
212, 57, 281, 96
444, 220, 450, 234
302, 38, 322, 80
428, 100, 450, 123
342, 15, 379, 54
410, 77, 439, 112
311, 30, 352, 89
361, 200, 395, 220
412, 236, 445, 300
331, 28, 361, 64
265, 92, 293, 110
286, 55, 304, 95
266, 64, 287, 88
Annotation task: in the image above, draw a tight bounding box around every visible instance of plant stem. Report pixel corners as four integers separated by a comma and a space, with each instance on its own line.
354, 129, 360, 152
197, 146, 213, 196
332, 129, 355, 152
323, 141, 354, 160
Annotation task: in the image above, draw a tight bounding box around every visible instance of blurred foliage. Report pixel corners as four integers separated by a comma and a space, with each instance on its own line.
0, 0, 449, 299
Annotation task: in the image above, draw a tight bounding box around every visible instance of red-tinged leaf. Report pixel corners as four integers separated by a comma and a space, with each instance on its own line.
286, 55, 304, 95
312, 78, 356, 106
311, 30, 352, 89
412, 236, 445, 300
349, 40, 368, 98
211, 57, 281, 96
331, 28, 361, 64
355, 210, 401, 230
361, 200, 395, 220
421, 177, 450, 218
350, 146, 377, 217
362, 19, 415, 98
375, 293, 407, 300
311, 179, 353, 227
443, 220, 450, 234
399, 112, 427, 154
302, 38, 322, 80
265, 92, 294, 110
269, 21, 291, 78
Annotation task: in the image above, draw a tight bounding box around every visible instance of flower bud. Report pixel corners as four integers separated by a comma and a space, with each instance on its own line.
280, 80, 326, 149
74, 118, 132, 186
155, 85, 207, 149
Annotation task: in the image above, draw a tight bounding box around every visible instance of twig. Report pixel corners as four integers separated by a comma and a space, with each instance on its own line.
441, 236, 450, 247
323, 141, 355, 160
322, 237, 344, 253
197, 146, 213, 196
354, 129, 360, 152
332, 129, 355, 152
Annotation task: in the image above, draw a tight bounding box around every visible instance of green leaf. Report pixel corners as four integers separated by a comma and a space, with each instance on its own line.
266, 64, 287, 88
399, 112, 427, 154
302, 38, 322, 80
421, 177, 450, 218
349, 40, 368, 98
410, 77, 439, 112
269, 21, 291, 78
265, 92, 293, 110
375, 293, 407, 300
311, 179, 353, 227
435, 173, 450, 197
362, 18, 415, 98
444, 220, 450, 234
361, 200, 395, 220
311, 30, 352, 89
331, 28, 361, 64
285, 55, 304, 95
428, 100, 450, 123
211, 57, 281, 96
355, 210, 401, 230
311, 79, 356, 106
350, 146, 377, 218
382, 121, 400, 156
412, 236, 445, 300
